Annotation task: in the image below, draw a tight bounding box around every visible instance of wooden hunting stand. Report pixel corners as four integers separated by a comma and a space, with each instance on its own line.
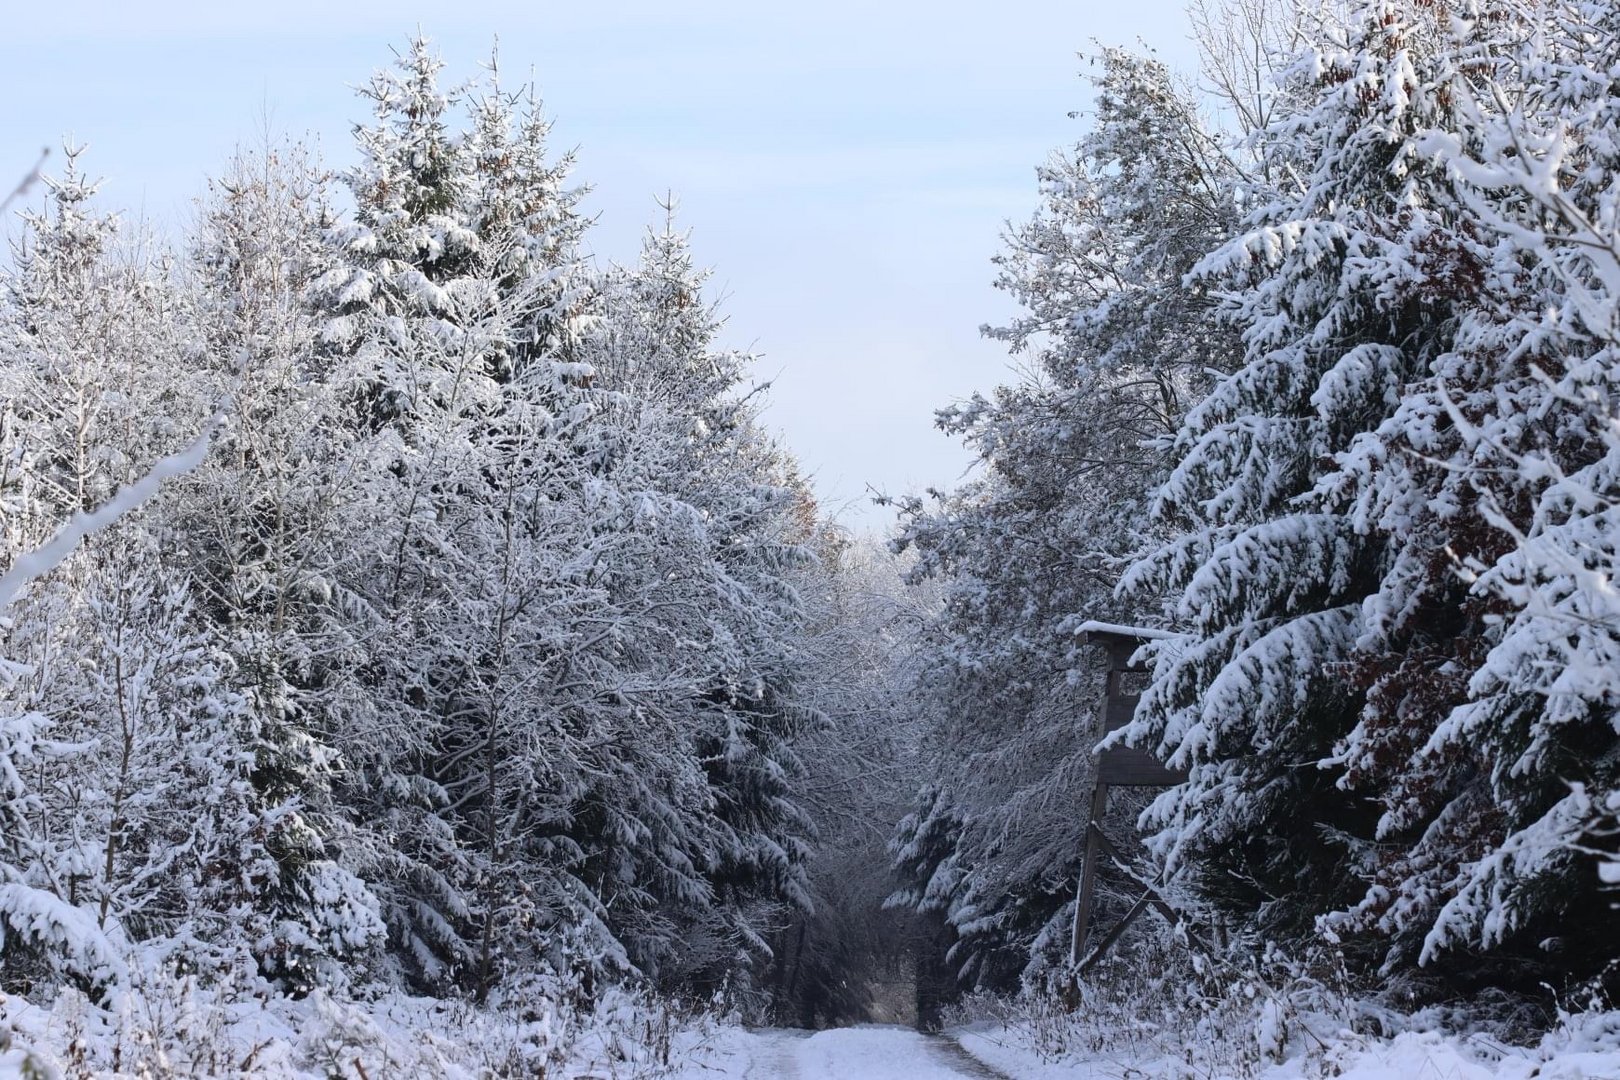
1069, 623, 1194, 973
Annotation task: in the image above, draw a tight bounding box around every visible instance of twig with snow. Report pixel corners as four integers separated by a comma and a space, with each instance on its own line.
0, 416, 224, 610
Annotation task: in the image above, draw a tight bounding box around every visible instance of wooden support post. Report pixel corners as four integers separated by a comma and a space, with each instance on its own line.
1075, 821, 1206, 972
1091, 827, 1187, 933
1070, 782, 1110, 965
1078, 892, 1152, 974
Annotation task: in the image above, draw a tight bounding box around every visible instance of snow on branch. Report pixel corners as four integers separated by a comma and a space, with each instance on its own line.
1072, 620, 1177, 640
0, 416, 223, 610
0, 882, 127, 987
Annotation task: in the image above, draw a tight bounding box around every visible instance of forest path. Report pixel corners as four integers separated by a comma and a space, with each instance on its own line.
688, 1024, 1013, 1079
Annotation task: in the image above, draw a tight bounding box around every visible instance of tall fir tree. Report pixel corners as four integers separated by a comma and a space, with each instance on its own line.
184, 140, 388, 990
0, 148, 265, 992
577, 212, 819, 997
1315, 0, 1620, 988
1116, 1, 1566, 991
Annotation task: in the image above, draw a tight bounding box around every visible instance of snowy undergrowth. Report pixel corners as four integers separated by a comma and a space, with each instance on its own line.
946, 938, 1620, 1079
955, 1013, 1620, 1080
0, 959, 712, 1079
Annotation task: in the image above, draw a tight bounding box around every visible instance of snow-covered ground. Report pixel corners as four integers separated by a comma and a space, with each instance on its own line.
673, 1014, 1620, 1080
674, 1024, 1008, 1079
946, 1013, 1620, 1080
9, 994, 1620, 1080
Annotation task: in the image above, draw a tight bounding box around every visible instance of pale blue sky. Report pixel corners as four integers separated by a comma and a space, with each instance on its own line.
5, 0, 1199, 530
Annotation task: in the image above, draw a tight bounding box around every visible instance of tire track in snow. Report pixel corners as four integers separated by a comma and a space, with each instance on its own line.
925, 1033, 1015, 1079
741, 1028, 807, 1079
790, 1026, 1012, 1078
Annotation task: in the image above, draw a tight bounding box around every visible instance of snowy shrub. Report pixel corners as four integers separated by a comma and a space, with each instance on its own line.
0, 953, 706, 1079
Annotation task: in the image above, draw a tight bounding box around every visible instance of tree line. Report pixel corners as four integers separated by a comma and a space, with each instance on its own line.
0, 39, 922, 1021
7, 0, 1620, 1040
890, 0, 1620, 1015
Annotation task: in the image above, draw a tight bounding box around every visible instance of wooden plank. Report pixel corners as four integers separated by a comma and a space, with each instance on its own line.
1101, 694, 1139, 732
1076, 627, 1159, 670
1098, 745, 1184, 787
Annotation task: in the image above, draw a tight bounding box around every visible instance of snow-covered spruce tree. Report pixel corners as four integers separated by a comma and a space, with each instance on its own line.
0, 149, 258, 992
577, 214, 818, 1002
310, 38, 610, 995
1117, 0, 1572, 986
887, 48, 1241, 990
463, 59, 590, 383
1308, 1, 1620, 988
181, 140, 387, 991
0, 147, 176, 526
310, 36, 503, 990
886, 783, 965, 1024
